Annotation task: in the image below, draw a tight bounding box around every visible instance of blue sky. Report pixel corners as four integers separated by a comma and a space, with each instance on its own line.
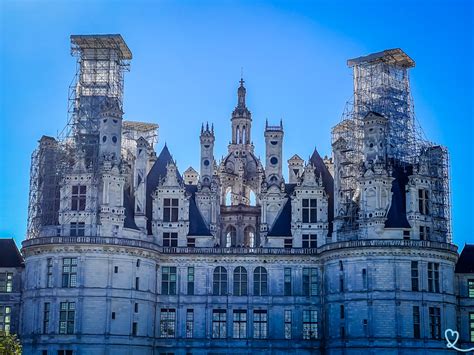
0, 0, 472, 247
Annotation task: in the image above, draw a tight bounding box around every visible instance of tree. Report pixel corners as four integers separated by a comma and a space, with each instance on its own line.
0, 333, 22, 355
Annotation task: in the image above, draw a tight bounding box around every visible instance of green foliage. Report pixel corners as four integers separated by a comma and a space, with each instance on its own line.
0, 333, 22, 355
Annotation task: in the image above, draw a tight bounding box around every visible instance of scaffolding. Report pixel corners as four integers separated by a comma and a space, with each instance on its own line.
332, 49, 451, 240
27, 35, 132, 239
122, 121, 159, 161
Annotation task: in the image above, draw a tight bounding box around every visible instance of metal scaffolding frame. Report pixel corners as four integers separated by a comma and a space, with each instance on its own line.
27, 35, 132, 239
332, 49, 451, 240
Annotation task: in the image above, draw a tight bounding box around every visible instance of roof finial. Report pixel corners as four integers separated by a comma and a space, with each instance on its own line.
240, 67, 244, 86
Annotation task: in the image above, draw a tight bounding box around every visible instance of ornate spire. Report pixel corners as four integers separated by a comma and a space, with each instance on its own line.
237, 77, 246, 108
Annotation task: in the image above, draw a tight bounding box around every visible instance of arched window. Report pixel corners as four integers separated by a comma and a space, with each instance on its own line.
236, 126, 241, 144
226, 226, 237, 247
244, 226, 255, 247
242, 126, 246, 144
225, 187, 232, 206
254, 267, 268, 296
213, 267, 227, 295
249, 190, 257, 206
233, 266, 248, 296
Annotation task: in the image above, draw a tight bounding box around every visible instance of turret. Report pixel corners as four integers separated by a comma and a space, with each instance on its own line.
264, 120, 284, 186
134, 137, 150, 231
230, 78, 252, 150
363, 111, 388, 165
200, 123, 215, 186
99, 103, 123, 164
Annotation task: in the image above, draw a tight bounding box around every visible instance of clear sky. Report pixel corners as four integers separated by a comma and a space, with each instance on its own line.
0, 0, 473, 248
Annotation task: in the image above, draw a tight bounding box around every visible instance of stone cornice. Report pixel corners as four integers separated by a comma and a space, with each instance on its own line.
22, 236, 458, 263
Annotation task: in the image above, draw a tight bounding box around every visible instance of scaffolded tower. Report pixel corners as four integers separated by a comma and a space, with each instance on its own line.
332, 49, 451, 241
27, 35, 132, 239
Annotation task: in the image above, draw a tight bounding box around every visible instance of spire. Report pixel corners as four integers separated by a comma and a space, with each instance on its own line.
237, 76, 246, 108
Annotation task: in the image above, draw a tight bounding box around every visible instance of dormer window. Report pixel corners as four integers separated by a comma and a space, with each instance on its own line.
302, 199, 317, 223
418, 189, 429, 215
71, 185, 86, 211
163, 198, 178, 222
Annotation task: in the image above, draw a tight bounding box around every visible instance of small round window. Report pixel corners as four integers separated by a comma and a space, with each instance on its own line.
203, 159, 210, 166
102, 136, 107, 143
270, 141, 278, 145
112, 136, 118, 144
270, 157, 278, 165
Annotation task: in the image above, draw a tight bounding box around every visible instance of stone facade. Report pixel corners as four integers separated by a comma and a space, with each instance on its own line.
15, 35, 473, 355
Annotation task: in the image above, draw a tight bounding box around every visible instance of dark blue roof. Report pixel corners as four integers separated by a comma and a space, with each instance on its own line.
146, 145, 182, 235
0, 239, 23, 267
186, 185, 212, 236
385, 164, 412, 229
267, 198, 292, 237
455, 244, 474, 273
123, 186, 139, 230
310, 148, 334, 235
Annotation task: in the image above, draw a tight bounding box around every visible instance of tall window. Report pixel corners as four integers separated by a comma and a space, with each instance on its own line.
160, 308, 176, 338
284, 268, 292, 296
303, 310, 318, 340
429, 307, 441, 339
303, 268, 317, 296
163, 198, 179, 222
244, 226, 255, 247
162, 266, 177, 295
0, 272, 13, 293
413, 306, 421, 339
362, 268, 367, 289
340, 305, 345, 319
186, 309, 194, 338
302, 199, 317, 223
419, 226, 431, 241
213, 267, 228, 295
233, 267, 248, 296
132, 322, 138, 336
43, 302, 50, 334
302, 234, 317, 248
226, 226, 237, 248
253, 310, 268, 339
62, 258, 77, 288
339, 275, 344, 292
428, 262, 440, 293
284, 310, 292, 339
71, 185, 86, 211
163, 232, 178, 247
469, 312, 474, 342
187, 267, 194, 295
212, 309, 226, 338
418, 189, 429, 215
233, 310, 247, 339
47, 258, 53, 288
253, 267, 268, 296
0, 306, 11, 335
70, 222, 85, 237
411, 261, 419, 291
59, 302, 75, 334
468, 279, 474, 298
